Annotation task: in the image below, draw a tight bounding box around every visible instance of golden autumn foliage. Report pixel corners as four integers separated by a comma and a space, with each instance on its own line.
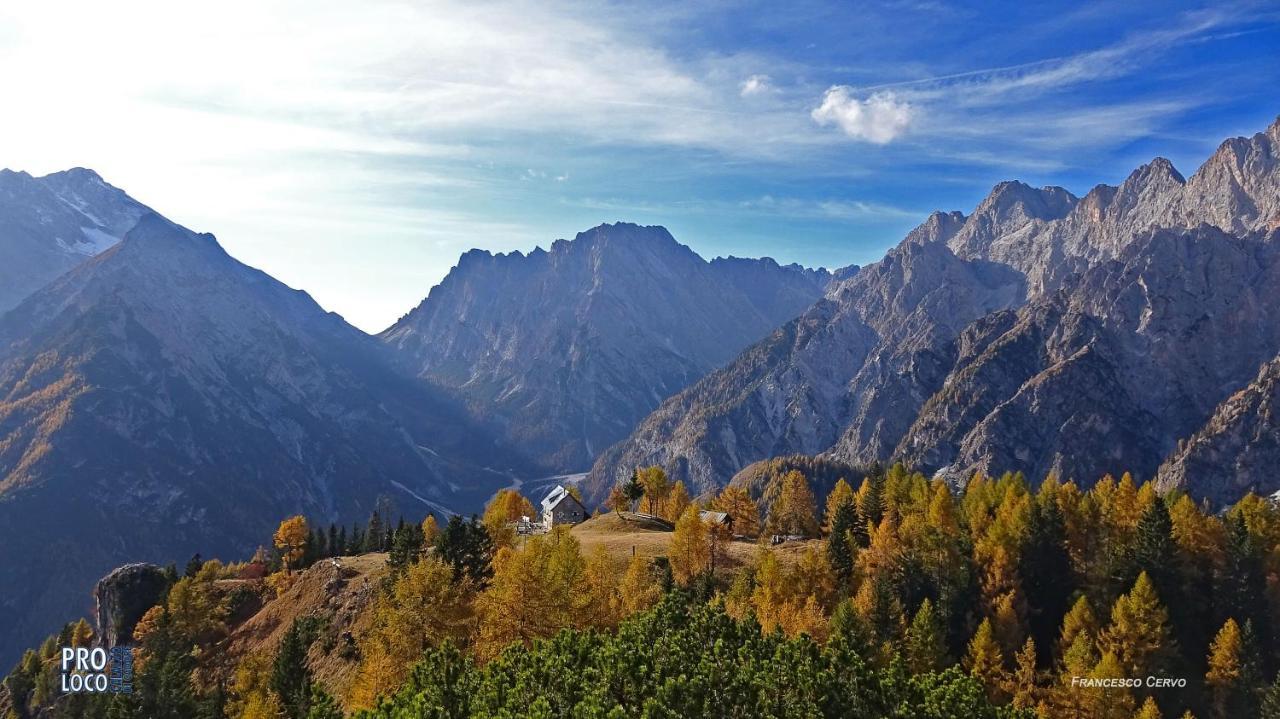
617, 554, 662, 616
273, 515, 309, 573
1099, 572, 1172, 680
661, 480, 692, 524
712, 485, 760, 537
636, 465, 670, 515
421, 514, 440, 545
766, 469, 819, 537
965, 618, 1006, 702
483, 488, 537, 547
348, 556, 474, 709
228, 650, 281, 719
474, 526, 590, 660
669, 505, 710, 584
823, 478, 855, 530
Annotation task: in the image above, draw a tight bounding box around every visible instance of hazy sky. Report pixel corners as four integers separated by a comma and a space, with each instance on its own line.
2, 1, 1277, 332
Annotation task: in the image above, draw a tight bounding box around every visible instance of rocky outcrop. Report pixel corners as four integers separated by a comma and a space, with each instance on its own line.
94, 563, 168, 648
382, 223, 842, 472
1157, 356, 1280, 506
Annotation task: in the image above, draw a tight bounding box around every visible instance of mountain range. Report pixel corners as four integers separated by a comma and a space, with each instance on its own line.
0, 209, 525, 662
0, 184, 835, 664
586, 116, 1280, 504
380, 222, 846, 471
3, 116, 1279, 667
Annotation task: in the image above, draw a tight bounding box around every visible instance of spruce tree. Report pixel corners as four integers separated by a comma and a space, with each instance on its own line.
1021, 497, 1073, 665
272, 619, 314, 719
366, 511, 385, 553
826, 500, 857, 586
906, 598, 946, 673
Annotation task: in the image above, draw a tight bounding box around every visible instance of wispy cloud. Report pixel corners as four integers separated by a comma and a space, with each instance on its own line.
739, 74, 773, 97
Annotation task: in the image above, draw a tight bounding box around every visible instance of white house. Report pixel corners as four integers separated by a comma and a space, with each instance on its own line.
540, 485, 588, 528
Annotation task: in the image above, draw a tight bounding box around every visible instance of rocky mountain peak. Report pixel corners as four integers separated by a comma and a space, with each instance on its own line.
0, 167, 152, 312
904, 210, 967, 246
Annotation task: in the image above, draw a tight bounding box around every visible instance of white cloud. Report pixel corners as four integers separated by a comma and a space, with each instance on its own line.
739, 74, 772, 97
811, 89, 913, 144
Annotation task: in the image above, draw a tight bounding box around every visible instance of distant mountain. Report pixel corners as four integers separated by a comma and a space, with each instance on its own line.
587, 117, 1280, 503
0, 210, 524, 665
381, 222, 847, 472
0, 168, 150, 313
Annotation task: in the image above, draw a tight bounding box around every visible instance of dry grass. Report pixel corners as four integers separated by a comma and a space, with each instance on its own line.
197, 553, 389, 702
571, 511, 823, 573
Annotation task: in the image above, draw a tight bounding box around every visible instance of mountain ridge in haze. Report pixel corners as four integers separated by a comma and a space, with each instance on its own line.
0, 209, 526, 666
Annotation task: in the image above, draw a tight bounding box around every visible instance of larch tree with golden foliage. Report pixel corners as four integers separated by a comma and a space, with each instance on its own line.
766, 470, 820, 537
1099, 571, 1173, 681
669, 505, 711, 585
636, 465, 670, 515
605, 483, 631, 515
823, 478, 855, 531
273, 515, 309, 573
617, 555, 661, 616
662, 480, 692, 523
348, 556, 474, 710
712, 485, 760, 538
1205, 617, 1260, 719
482, 488, 537, 548
474, 526, 590, 660
421, 514, 440, 546
965, 618, 1007, 703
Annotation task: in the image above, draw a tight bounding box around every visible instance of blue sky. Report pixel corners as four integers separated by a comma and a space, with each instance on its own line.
1, 1, 1277, 331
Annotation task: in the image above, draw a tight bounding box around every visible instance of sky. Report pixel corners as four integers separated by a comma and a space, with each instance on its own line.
1, 1, 1277, 332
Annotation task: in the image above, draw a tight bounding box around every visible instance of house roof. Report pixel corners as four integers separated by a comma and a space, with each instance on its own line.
541, 485, 584, 513
699, 510, 731, 525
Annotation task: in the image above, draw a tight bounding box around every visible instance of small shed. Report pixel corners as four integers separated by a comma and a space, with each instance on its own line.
699, 510, 733, 533
541, 485, 588, 528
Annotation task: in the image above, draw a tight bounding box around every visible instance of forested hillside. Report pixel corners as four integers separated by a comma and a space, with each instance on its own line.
7, 463, 1280, 718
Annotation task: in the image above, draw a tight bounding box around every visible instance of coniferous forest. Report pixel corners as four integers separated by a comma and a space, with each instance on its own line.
6, 464, 1280, 719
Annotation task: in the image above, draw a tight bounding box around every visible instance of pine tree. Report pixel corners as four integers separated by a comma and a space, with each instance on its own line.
327, 523, 339, 558
184, 553, 204, 579
1261, 672, 1280, 719
435, 515, 495, 586
906, 598, 946, 673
